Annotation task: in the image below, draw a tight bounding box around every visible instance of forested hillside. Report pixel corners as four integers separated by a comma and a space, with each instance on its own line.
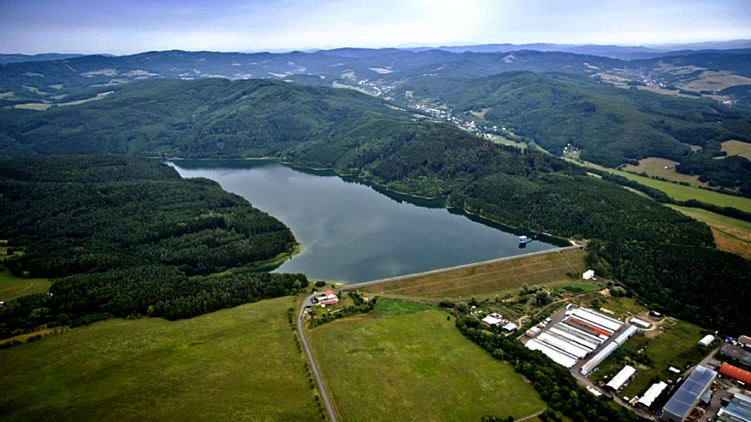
2, 47, 750, 193
396, 71, 751, 195
0, 78, 749, 335
0, 155, 306, 339
0, 78, 408, 158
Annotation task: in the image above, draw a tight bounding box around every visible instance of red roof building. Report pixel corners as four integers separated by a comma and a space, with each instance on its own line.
719, 362, 751, 385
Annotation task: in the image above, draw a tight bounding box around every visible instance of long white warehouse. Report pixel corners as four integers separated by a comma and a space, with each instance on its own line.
549, 326, 599, 351
538, 332, 591, 359
573, 308, 623, 333
526, 339, 578, 368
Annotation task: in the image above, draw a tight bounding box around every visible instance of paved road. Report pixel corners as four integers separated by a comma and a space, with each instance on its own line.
298, 294, 338, 422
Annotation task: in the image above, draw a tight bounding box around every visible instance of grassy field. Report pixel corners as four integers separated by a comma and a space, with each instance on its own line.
621, 157, 706, 187
721, 140, 751, 161
491, 134, 527, 150
668, 204, 751, 259
13, 103, 52, 111
569, 158, 751, 214
0, 297, 319, 421
306, 299, 546, 421
0, 269, 51, 301
591, 319, 709, 401
358, 248, 586, 299
682, 70, 751, 92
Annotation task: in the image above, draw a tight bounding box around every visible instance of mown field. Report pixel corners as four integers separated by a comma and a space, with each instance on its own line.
306, 299, 546, 421
0, 297, 319, 422
668, 205, 751, 259
613, 170, 751, 213
621, 157, 706, 187
0, 270, 51, 301
721, 140, 751, 161
358, 248, 586, 298
569, 158, 751, 214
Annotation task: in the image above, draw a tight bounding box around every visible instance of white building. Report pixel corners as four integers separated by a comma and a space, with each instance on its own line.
629, 317, 651, 329
637, 381, 667, 409
606, 365, 636, 392
482, 314, 503, 326
698, 334, 714, 347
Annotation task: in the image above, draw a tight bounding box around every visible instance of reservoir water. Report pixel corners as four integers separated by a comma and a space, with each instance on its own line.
171, 160, 564, 284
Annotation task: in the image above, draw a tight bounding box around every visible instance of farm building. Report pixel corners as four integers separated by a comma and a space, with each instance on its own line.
525, 338, 578, 368
481, 313, 504, 326
548, 326, 599, 351
605, 365, 637, 392
716, 393, 751, 422
315, 290, 339, 307
572, 308, 623, 333
614, 325, 639, 345
581, 342, 617, 375
637, 381, 668, 410
502, 322, 518, 332
580, 326, 639, 375
660, 366, 717, 422
719, 362, 751, 385
582, 269, 595, 280
629, 317, 651, 329
720, 342, 751, 366
537, 332, 590, 359
564, 316, 611, 339
698, 334, 715, 347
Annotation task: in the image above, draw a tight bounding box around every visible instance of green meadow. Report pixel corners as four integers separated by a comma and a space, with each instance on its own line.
0, 297, 319, 421
568, 158, 751, 213
306, 299, 546, 421
0, 270, 52, 301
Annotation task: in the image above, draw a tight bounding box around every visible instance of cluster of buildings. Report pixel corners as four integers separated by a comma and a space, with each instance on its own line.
524, 306, 638, 370
656, 349, 751, 421
660, 365, 717, 422
481, 312, 518, 332
520, 300, 751, 421
312, 290, 338, 307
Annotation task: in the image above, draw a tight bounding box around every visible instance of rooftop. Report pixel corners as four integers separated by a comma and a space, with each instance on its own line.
661, 366, 717, 422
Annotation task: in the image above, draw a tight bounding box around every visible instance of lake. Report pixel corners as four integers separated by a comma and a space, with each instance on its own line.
170, 160, 564, 284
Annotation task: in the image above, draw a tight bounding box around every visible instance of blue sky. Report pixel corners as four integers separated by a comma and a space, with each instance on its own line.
1, 0, 750, 54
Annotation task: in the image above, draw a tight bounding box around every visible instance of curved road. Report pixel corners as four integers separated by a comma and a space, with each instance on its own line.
298, 294, 338, 422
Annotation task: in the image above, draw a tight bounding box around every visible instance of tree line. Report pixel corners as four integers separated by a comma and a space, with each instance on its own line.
451, 310, 644, 422
0, 155, 305, 338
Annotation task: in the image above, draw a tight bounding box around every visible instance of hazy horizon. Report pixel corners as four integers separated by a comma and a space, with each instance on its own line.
1, 0, 750, 55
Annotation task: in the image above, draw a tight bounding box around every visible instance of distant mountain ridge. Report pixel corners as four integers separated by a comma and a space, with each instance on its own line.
1, 43, 750, 195
0, 53, 86, 65
408, 40, 751, 59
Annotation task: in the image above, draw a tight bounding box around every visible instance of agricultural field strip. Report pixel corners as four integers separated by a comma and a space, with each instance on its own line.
368, 251, 583, 296
568, 158, 751, 213
383, 262, 567, 293
399, 268, 578, 298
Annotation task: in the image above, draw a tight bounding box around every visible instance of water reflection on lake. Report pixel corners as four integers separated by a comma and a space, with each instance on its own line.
170, 160, 564, 284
